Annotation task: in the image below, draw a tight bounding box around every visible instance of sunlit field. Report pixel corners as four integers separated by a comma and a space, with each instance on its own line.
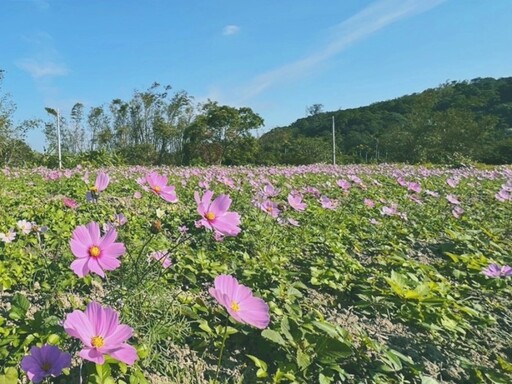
1, 164, 511, 384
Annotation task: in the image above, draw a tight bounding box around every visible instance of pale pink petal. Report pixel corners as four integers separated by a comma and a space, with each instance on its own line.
86, 222, 101, 243
107, 344, 138, 365
64, 310, 95, 345
99, 229, 118, 249
79, 347, 105, 364
104, 324, 133, 346
97, 255, 121, 272
70, 258, 90, 277
210, 195, 231, 216
72, 225, 92, 247
103, 243, 126, 258
70, 238, 89, 258
86, 258, 105, 277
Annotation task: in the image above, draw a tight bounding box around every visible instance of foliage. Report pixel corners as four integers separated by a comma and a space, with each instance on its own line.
0, 163, 511, 383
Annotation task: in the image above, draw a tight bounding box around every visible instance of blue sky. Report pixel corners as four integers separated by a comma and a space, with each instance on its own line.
1, 0, 511, 152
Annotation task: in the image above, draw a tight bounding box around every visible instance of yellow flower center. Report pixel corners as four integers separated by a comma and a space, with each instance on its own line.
153, 186, 161, 193
231, 301, 240, 312
42, 363, 51, 371
90, 186, 98, 193
89, 245, 101, 258
205, 212, 216, 221
91, 335, 105, 348
266, 206, 273, 213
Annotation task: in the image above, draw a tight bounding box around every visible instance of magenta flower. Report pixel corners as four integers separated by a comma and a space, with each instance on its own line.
70, 222, 126, 278
145, 172, 178, 203
260, 200, 280, 218
482, 263, 512, 278
63, 197, 79, 209
86, 172, 110, 201
63, 301, 138, 365
209, 275, 270, 329
287, 192, 307, 211
21, 345, 71, 383
320, 195, 338, 210
149, 250, 172, 269
452, 206, 464, 219
336, 179, 351, 190
262, 183, 279, 197
0, 228, 16, 243
194, 190, 241, 236
93, 172, 110, 192
407, 182, 421, 194
446, 194, 461, 205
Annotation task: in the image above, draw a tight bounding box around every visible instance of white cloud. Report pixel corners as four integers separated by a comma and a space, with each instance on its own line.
17, 59, 68, 79
16, 31, 69, 79
30, 0, 50, 10
241, 0, 446, 99
223, 25, 240, 36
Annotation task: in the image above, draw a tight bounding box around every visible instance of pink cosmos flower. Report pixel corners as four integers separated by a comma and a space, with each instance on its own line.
209, 275, 270, 329
86, 172, 110, 201
17, 220, 33, 235
336, 179, 351, 190
21, 344, 71, 383
287, 192, 307, 211
446, 194, 461, 205
149, 250, 172, 269
70, 222, 126, 278
452, 206, 464, 219
194, 190, 241, 236
447, 177, 460, 188
93, 172, 110, 192
320, 195, 338, 210
407, 182, 421, 194
495, 189, 511, 202
63, 301, 138, 365
63, 197, 79, 209
262, 183, 279, 197
364, 198, 375, 208
482, 263, 512, 278
260, 200, 280, 218
145, 172, 178, 203
0, 228, 16, 243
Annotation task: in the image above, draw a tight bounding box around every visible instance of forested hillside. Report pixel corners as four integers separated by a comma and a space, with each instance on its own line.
260, 77, 512, 165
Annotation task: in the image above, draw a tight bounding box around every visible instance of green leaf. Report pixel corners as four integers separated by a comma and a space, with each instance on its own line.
261, 329, 287, 347
312, 321, 339, 338
0, 368, 18, 384
421, 375, 440, 384
246, 355, 268, 378
9, 293, 30, 320
297, 349, 311, 370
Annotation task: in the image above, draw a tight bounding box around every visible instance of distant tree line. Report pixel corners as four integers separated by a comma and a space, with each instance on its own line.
260, 77, 512, 165
1, 71, 511, 167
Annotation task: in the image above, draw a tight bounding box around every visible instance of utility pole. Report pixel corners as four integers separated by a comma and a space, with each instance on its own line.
45, 107, 63, 169
57, 109, 62, 169
332, 115, 336, 165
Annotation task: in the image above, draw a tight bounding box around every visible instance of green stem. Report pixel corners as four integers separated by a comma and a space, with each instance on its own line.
214, 318, 230, 383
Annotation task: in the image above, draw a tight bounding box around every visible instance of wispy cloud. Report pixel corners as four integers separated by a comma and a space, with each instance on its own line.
222, 25, 240, 36
241, 0, 446, 100
16, 31, 69, 80
30, 0, 50, 10
17, 59, 68, 79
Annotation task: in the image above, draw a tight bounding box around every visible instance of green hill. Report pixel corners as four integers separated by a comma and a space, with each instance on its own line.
259, 77, 512, 165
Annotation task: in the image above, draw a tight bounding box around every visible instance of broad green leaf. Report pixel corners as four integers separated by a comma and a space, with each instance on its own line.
261, 329, 287, 347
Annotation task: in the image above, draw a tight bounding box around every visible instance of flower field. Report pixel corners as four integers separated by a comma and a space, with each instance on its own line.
0, 164, 511, 383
